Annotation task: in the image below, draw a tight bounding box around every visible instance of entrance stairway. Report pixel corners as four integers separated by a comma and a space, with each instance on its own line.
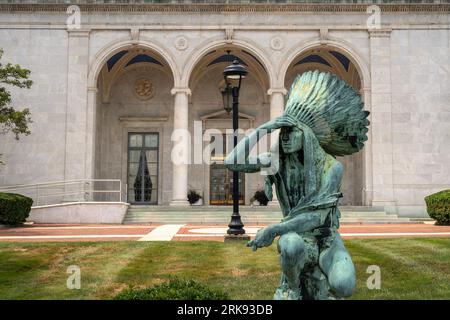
123, 205, 416, 225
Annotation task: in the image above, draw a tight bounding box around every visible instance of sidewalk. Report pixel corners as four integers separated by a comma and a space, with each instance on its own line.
0, 223, 449, 242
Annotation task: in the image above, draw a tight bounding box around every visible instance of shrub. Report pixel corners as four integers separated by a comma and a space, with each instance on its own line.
0, 193, 33, 225
250, 190, 269, 206
187, 189, 201, 204
425, 190, 450, 225
114, 278, 229, 300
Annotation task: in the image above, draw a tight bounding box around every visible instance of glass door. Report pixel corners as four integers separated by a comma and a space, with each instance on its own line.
127, 133, 159, 205
210, 162, 244, 205
209, 133, 245, 205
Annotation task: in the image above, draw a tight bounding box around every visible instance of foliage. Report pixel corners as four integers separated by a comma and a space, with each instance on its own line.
0, 48, 33, 165
250, 190, 269, 206
425, 190, 450, 225
114, 278, 229, 300
187, 189, 202, 204
0, 193, 33, 225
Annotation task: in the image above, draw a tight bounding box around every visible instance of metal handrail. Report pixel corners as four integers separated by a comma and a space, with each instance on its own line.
0, 179, 122, 207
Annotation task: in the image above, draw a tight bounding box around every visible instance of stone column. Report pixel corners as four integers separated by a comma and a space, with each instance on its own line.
170, 88, 191, 206
361, 86, 373, 206
369, 29, 396, 213
64, 30, 90, 200
267, 88, 287, 207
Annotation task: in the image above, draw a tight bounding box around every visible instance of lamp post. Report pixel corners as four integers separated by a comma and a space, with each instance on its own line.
222, 58, 250, 241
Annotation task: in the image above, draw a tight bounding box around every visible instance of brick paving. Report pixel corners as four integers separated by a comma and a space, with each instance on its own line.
0, 223, 449, 242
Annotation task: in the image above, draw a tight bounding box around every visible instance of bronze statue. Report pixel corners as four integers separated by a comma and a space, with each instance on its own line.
225, 70, 370, 300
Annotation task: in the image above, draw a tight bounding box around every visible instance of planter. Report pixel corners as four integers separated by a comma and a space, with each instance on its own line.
192, 198, 203, 206
251, 200, 260, 206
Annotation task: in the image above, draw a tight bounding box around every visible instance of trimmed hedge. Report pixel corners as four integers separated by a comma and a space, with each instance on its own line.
114, 278, 229, 300
0, 193, 33, 225
425, 189, 450, 226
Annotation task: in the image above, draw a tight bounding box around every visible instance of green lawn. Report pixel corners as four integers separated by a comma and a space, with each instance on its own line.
0, 238, 449, 300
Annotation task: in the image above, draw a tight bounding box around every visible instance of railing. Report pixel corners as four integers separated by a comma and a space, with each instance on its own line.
0, 179, 122, 207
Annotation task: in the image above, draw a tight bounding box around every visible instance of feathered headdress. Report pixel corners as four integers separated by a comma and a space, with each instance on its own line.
284, 70, 370, 156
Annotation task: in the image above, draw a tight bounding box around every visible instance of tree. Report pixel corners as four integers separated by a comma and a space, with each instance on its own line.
0, 48, 33, 164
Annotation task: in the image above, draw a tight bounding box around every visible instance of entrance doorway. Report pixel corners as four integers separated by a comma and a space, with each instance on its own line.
127, 133, 159, 204
210, 162, 245, 205
208, 133, 245, 205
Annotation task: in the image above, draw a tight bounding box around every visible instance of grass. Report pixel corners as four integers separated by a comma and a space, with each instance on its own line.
0, 238, 449, 300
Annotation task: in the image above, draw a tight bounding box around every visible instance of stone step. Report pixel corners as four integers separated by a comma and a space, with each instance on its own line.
123, 216, 414, 224
125, 211, 389, 217
127, 205, 385, 211
124, 219, 418, 225
123, 205, 415, 225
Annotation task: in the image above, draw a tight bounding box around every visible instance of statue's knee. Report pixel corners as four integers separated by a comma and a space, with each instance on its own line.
328, 257, 356, 298
279, 233, 305, 260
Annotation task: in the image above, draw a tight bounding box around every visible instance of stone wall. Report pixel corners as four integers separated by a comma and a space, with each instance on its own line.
0, 6, 449, 216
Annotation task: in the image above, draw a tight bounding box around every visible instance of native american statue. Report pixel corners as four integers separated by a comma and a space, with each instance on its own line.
225, 70, 370, 300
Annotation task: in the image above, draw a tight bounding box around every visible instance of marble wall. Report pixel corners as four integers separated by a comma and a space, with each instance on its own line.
0, 7, 449, 216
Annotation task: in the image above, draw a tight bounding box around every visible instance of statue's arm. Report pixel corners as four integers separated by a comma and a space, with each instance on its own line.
224, 126, 272, 173
270, 159, 344, 236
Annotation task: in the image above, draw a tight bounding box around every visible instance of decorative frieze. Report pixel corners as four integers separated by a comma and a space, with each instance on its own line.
1, 3, 450, 13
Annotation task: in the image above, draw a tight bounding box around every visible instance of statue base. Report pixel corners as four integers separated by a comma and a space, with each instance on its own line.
224, 234, 251, 242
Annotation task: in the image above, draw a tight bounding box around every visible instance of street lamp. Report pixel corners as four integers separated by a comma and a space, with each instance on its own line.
222, 58, 250, 240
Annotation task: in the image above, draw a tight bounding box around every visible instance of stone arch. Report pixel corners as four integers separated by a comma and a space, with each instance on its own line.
87, 38, 180, 205
278, 37, 371, 93
87, 37, 180, 90
279, 37, 372, 206
180, 37, 276, 89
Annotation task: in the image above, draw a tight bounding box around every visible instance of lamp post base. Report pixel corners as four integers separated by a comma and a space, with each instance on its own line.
224, 234, 251, 242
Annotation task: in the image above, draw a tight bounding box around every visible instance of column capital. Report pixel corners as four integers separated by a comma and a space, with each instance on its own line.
87, 86, 98, 93
368, 28, 392, 38
67, 29, 90, 38
267, 88, 287, 96
171, 87, 191, 96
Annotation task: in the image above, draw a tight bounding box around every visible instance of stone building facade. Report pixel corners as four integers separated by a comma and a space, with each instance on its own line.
0, 1, 449, 217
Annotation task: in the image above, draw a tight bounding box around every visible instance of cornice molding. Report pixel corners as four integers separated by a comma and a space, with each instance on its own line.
368, 28, 392, 38
1, 4, 450, 13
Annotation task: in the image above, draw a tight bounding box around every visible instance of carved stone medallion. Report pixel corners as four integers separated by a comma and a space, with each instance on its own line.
270, 36, 284, 51
134, 78, 154, 100
175, 36, 188, 51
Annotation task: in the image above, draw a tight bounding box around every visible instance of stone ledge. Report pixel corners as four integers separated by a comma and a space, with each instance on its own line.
1, 3, 450, 13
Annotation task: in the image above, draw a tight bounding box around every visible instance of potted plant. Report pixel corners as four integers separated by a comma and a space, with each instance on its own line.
187, 189, 203, 206
251, 190, 269, 206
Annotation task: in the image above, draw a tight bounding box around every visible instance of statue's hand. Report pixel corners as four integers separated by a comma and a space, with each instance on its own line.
259, 115, 296, 133
246, 226, 277, 251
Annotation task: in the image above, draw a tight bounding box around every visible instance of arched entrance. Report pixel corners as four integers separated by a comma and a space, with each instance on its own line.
187, 46, 271, 205
284, 46, 365, 206
93, 46, 175, 205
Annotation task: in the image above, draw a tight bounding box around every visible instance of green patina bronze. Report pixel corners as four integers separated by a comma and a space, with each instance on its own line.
225, 70, 370, 300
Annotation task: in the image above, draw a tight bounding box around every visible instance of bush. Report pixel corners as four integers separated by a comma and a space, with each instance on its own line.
425, 190, 450, 225
0, 193, 33, 225
187, 189, 201, 204
250, 190, 269, 206
114, 278, 229, 300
